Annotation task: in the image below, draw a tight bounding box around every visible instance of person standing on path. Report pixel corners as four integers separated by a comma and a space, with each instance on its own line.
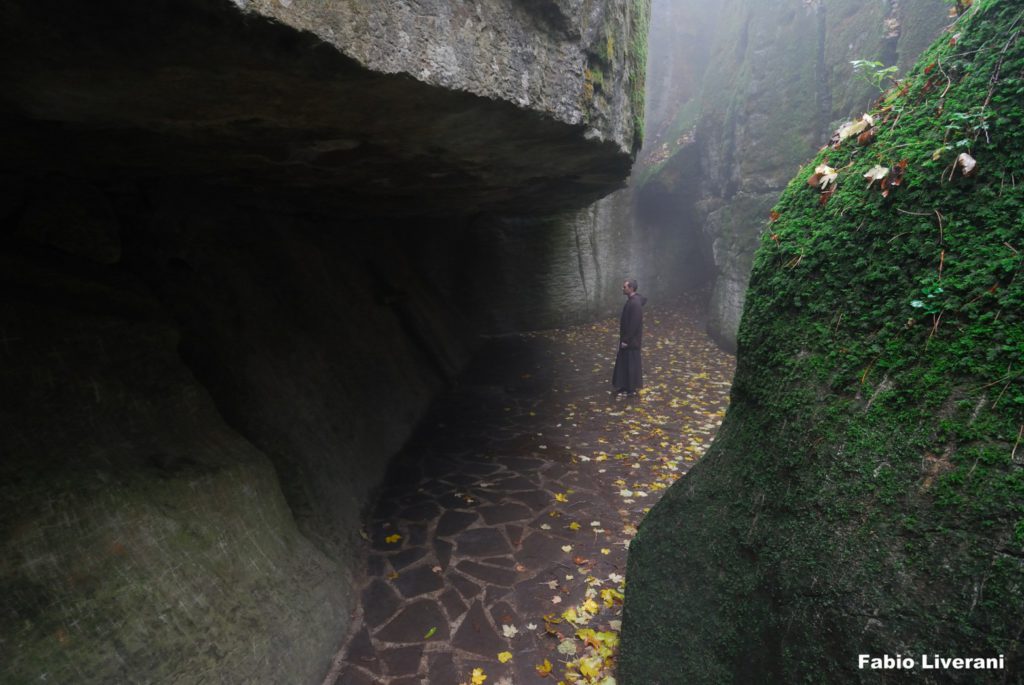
612, 278, 646, 396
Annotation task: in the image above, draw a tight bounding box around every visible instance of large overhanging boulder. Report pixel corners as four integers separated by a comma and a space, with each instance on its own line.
0, 0, 648, 217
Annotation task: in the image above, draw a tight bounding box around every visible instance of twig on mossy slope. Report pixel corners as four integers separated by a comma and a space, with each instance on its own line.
1011, 424, 1023, 464
934, 57, 953, 100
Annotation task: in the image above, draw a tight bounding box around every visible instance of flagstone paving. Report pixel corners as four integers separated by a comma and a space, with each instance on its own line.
327, 294, 735, 685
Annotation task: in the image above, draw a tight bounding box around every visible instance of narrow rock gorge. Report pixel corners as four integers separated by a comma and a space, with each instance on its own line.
0, 1, 648, 682
630, 0, 950, 350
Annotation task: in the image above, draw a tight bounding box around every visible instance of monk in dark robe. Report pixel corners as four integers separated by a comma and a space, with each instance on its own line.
612, 278, 646, 395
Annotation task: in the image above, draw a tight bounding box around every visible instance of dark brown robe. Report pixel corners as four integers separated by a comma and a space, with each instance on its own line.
612, 293, 645, 392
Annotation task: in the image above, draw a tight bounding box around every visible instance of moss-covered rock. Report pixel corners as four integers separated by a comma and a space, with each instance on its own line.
621, 1, 1024, 681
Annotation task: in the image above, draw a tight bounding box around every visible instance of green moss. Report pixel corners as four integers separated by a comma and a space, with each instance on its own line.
628, 0, 651, 150
622, 1, 1024, 681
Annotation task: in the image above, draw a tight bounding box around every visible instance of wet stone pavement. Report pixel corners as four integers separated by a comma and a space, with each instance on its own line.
328, 294, 735, 685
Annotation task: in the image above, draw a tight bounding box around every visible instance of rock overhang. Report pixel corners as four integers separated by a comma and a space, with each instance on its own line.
0, 0, 639, 218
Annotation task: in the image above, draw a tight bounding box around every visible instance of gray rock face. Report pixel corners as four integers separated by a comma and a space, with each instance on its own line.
0, 241, 346, 684
634, 0, 948, 350
0, 0, 647, 217
245, 0, 644, 153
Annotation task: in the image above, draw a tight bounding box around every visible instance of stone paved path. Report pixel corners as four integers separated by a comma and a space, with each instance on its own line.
326, 294, 735, 685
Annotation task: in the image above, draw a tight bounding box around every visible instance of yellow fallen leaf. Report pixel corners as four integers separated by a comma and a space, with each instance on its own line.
471, 667, 487, 685
498, 651, 513, 663
600, 548, 611, 555
569, 522, 581, 531
579, 655, 603, 679
536, 659, 553, 677
554, 493, 569, 502
582, 598, 599, 615
384, 534, 401, 544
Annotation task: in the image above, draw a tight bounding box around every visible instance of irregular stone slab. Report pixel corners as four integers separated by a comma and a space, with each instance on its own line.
436, 510, 478, 537
479, 502, 533, 524
436, 492, 477, 509
506, 525, 524, 546
421, 458, 460, 478
407, 523, 429, 546
489, 601, 520, 629
337, 666, 378, 685
543, 464, 571, 479
398, 502, 441, 522
501, 457, 546, 471
484, 585, 512, 605
452, 601, 504, 657
494, 475, 540, 490
510, 489, 555, 510
434, 538, 453, 570
527, 515, 574, 540
366, 554, 386, 576
448, 572, 482, 601
428, 653, 459, 685
342, 626, 378, 671
454, 528, 512, 557
372, 527, 406, 550
362, 579, 401, 629
470, 489, 505, 504
440, 588, 468, 622
455, 560, 519, 587
460, 461, 503, 476
517, 533, 572, 570
444, 473, 479, 487
513, 578, 555, 617
393, 565, 445, 598
381, 645, 423, 676
513, 648, 558, 685
375, 600, 449, 643
372, 494, 401, 517
388, 547, 427, 571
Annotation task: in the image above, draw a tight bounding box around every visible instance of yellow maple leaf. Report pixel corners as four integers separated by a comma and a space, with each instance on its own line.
536, 659, 553, 677
582, 598, 600, 615
384, 534, 401, 544
554, 493, 569, 502
471, 667, 487, 685
498, 651, 513, 663
569, 522, 581, 531
579, 655, 603, 679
